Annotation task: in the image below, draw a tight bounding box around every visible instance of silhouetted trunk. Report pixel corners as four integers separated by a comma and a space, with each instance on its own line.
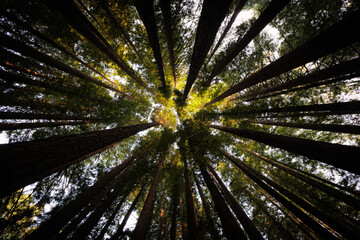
209, 124, 360, 175
24, 146, 149, 240
198, 163, 247, 240
249, 120, 360, 134
1, 122, 157, 197
110, 186, 145, 240
206, 0, 289, 85
218, 148, 358, 240
0, 121, 87, 131
135, 0, 166, 88
206, 0, 248, 66
182, 0, 232, 102
159, 0, 177, 85
169, 181, 180, 240
0, 111, 100, 121
157, 190, 167, 240
194, 174, 221, 240
0, 32, 121, 94
183, 158, 197, 239
207, 165, 264, 240
240, 147, 360, 210
131, 156, 165, 240
205, 9, 360, 106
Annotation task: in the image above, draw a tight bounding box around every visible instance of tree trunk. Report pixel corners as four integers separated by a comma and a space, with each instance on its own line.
24, 145, 149, 240
135, 0, 166, 88
207, 165, 264, 240
131, 156, 165, 240
198, 163, 247, 240
205, 9, 360, 106
0, 121, 87, 131
183, 158, 197, 239
0, 111, 100, 121
169, 183, 180, 240
182, 0, 233, 102
218, 148, 358, 240
209, 124, 360, 175
206, 0, 289, 85
0, 122, 157, 197
157, 190, 167, 240
249, 120, 360, 134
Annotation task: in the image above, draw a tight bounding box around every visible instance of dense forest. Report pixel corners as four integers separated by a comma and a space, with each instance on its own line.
1, 0, 360, 239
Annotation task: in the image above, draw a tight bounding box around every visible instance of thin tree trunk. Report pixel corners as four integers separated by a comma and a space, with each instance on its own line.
205, 0, 289, 86
182, 0, 233, 102
135, 0, 166, 88
25, 145, 149, 239
209, 124, 360, 175
205, 9, 360, 106
250, 120, 360, 134
157, 190, 167, 240
198, 163, 247, 240
183, 158, 197, 239
218, 148, 358, 239
0, 122, 158, 197
193, 173, 221, 240
169, 180, 180, 240
131, 156, 165, 240
0, 121, 87, 131
0, 32, 121, 94
207, 164, 264, 240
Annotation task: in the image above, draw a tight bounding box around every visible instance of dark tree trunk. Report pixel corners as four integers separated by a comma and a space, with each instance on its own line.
0, 32, 121, 94
182, 0, 233, 102
183, 158, 197, 239
0, 121, 87, 131
159, 0, 177, 85
218, 148, 359, 240
0, 123, 157, 197
194, 173, 221, 240
205, 9, 360, 106
0, 111, 100, 121
209, 124, 360, 175
131, 156, 165, 240
157, 190, 167, 240
206, 0, 248, 67
169, 184, 179, 240
198, 163, 247, 240
206, 0, 289, 85
135, 0, 166, 88
207, 165, 264, 240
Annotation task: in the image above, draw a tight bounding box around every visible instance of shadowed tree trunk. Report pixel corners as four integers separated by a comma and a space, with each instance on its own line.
0, 111, 101, 121
207, 164, 264, 240
131, 156, 165, 240
198, 163, 247, 240
0, 122, 158, 197
205, 0, 290, 86
135, 0, 166, 88
24, 145, 150, 239
157, 190, 167, 240
205, 9, 360, 106
169, 179, 180, 240
218, 148, 359, 240
182, 0, 233, 102
209, 124, 360, 175
0, 121, 87, 131
183, 158, 197, 239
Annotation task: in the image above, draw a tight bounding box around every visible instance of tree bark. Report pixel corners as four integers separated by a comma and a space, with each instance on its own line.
182, 0, 233, 102
0, 122, 158, 197
207, 164, 264, 240
131, 156, 165, 240
205, 0, 290, 86
183, 158, 197, 239
198, 163, 247, 240
209, 124, 360, 175
205, 9, 360, 106
169, 180, 180, 240
0, 111, 101, 121
0, 121, 87, 131
135, 0, 166, 88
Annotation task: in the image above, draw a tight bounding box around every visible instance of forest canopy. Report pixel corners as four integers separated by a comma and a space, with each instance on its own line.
0, 0, 360, 239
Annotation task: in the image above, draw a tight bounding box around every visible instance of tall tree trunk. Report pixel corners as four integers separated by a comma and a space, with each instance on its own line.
109, 186, 145, 240
249, 120, 360, 134
131, 156, 165, 240
183, 158, 197, 239
24, 145, 149, 240
0, 122, 157, 197
169, 182, 180, 240
0, 121, 87, 131
182, 0, 233, 102
0, 32, 121, 94
157, 190, 167, 240
218, 148, 358, 239
198, 163, 247, 240
205, 0, 289, 86
193, 173, 221, 240
135, 0, 166, 88
207, 164, 264, 240
159, 0, 177, 85
205, 9, 360, 106
209, 124, 360, 175
0, 111, 101, 121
